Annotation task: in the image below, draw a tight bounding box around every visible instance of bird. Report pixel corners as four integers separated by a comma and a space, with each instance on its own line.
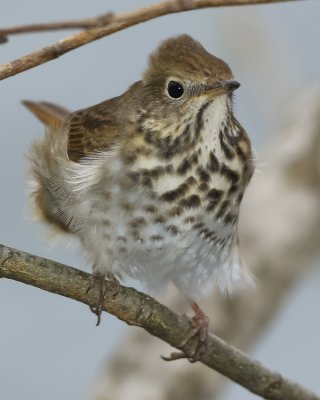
24, 34, 254, 361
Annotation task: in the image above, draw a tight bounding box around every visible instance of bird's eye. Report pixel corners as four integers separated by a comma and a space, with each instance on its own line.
167, 81, 184, 99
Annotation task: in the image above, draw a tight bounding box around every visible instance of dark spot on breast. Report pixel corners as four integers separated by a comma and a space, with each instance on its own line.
224, 122, 242, 145
216, 200, 230, 219
149, 166, 165, 178
141, 176, 153, 188
195, 101, 211, 137
219, 130, 234, 160
207, 188, 223, 201
236, 192, 244, 204
130, 217, 146, 229
193, 222, 205, 230
131, 230, 145, 242
117, 236, 127, 243
185, 176, 197, 186
220, 164, 239, 184
161, 189, 180, 202
204, 230, 216, 241
199, 228, 209, 236
150, 235, 163, 242
184, 216, 195, 224
206, 200, 219, 212
154, 216, 165, 224
141, 117, 196, 160
127, 171, 140, 184
145, 205, 156, 213
173, 136, 181, 149
191, 153, 198, 164
123, 152, 137, 165
165, 164, 174, 173
228, 184, 239, 195
119, 247, 128, 253
102, 218, 111, 226
169, 206, 183, 217
197, 166, 210, 182
180, 195, 201, 209
223, 213, 237, 225
207, 151, 219, 172
198, 182, 209, 192
177, 158, 191, 175
139, 169, 149, 177
161, 177, 194, 202
166, 225, 179, 235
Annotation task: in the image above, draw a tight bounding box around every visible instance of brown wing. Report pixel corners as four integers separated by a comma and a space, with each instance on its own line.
24, 91, 137, 164
67, 97, 124, 163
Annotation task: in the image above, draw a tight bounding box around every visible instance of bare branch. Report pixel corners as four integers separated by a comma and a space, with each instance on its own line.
0, 243, 319, 400
0, 0, 298, 81
0, 13, 114, 43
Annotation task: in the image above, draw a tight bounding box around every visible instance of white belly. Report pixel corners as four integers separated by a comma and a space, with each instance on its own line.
77, 191, 245, 298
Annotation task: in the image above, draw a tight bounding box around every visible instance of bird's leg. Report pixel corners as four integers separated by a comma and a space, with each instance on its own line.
86, 271, 120, 326
162, 301, 209, 362
86, 271, 106, 326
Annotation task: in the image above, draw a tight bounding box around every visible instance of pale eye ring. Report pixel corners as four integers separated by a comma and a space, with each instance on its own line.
167, 80, 184, 99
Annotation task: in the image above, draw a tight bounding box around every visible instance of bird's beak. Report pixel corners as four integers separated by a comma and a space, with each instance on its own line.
203, 80, 240, 98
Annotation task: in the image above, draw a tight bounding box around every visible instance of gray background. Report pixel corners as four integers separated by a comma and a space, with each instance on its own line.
1, 1, 319, 399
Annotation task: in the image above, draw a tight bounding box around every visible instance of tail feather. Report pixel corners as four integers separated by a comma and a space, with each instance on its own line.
22, 100, 70, 128
25, 100, 109, 238
25, 100, 73, 234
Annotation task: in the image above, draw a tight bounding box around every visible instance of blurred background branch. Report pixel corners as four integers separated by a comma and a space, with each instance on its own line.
0, 0, 299, 80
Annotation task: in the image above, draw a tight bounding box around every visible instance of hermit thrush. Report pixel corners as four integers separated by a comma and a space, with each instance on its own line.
24, 35, 254, 361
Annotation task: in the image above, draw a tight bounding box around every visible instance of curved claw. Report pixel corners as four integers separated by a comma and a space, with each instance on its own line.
86, 271, 120, 325
162, 302, 209, 362
86, 272, 107, 326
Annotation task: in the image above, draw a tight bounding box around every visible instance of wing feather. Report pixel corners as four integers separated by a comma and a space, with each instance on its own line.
67, 97, 124, 162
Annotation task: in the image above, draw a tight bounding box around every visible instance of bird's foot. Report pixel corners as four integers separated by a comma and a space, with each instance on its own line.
162, 302, 209, 363
86, 271, 120, 326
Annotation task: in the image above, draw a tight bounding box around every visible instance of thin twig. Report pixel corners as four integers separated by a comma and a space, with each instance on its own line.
0, 0, 298, 81
0, 13, 114, 43
0, 243, 319, 400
